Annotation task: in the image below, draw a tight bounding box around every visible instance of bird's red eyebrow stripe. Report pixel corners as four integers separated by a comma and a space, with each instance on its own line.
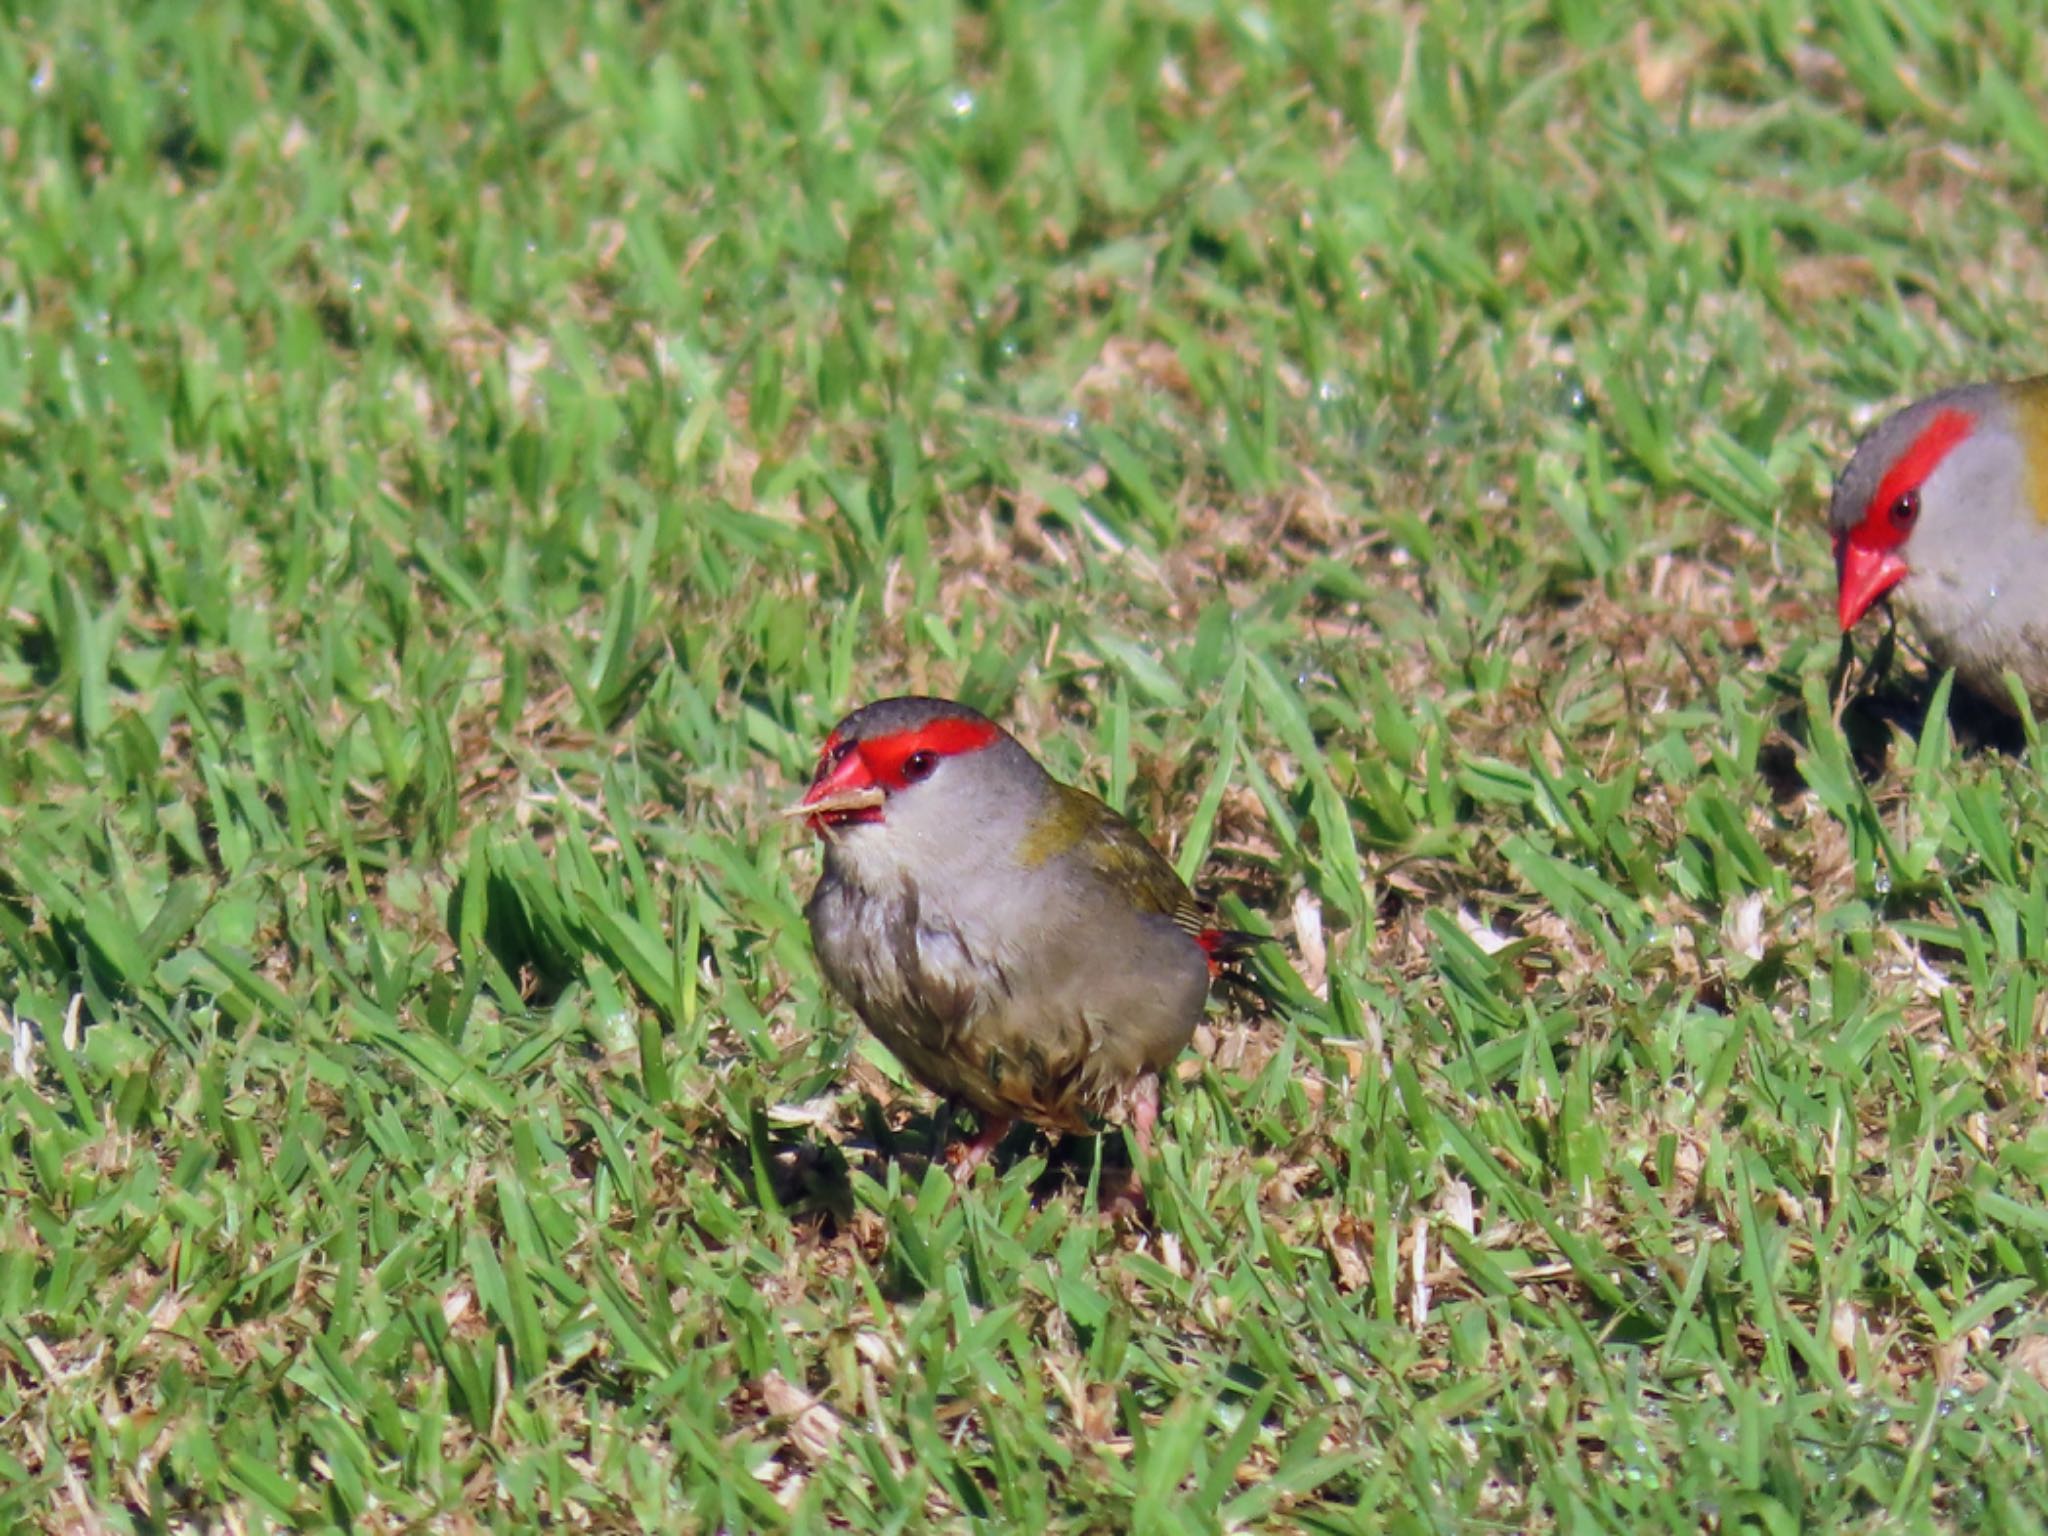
858, 717, 1000, 784
1864, 408, 1976, 534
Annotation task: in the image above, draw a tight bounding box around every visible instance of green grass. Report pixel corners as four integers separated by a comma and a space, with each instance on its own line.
5, 0, 2048, 1528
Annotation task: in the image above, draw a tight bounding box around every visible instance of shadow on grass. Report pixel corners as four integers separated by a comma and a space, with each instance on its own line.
1841, 673, 2026, 761
714, 1102, 1138, 1235
1759, 628, 2026, 800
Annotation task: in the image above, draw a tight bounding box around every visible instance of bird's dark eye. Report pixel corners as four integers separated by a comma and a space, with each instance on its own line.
822, 738, 854, 767
1890, 490, 1919, 529
901, 750, 937, 783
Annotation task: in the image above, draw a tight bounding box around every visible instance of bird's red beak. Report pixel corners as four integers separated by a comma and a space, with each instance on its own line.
793, 742, 884, 832
1835, 528, 1908, 632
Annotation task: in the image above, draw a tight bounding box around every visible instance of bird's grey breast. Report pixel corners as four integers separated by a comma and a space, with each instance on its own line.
807, 856, 999, 1045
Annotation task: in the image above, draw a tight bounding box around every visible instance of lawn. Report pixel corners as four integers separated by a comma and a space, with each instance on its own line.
5, 0, 2048, 1529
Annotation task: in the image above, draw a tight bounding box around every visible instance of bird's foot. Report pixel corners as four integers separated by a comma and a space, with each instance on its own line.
945, 1113, 1012, 1177
1100, 1170, 1151, 1224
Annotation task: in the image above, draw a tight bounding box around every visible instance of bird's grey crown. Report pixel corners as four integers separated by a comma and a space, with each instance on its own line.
1827, 381, 2004, 538
827, 694, 997, 743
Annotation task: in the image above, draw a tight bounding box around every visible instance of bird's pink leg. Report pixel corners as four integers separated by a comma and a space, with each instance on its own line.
1100, 1077, 1160, 1222
946, 1113, 1012, 1176
1131, 1074, 1160, 1162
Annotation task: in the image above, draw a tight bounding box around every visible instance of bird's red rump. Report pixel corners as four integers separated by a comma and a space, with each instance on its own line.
1192, 925, 1263, 979
1860, 407, 1975, 549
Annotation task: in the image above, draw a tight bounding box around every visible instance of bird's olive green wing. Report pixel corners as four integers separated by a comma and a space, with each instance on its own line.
2009, 377, 2048, 520
1017, 782, 1204, 931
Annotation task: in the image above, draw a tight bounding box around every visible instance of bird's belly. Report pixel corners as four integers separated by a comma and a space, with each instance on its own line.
1912, 593, 2048, 710
1906, 558, 2048, 709
807, 885, 1123, 1132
